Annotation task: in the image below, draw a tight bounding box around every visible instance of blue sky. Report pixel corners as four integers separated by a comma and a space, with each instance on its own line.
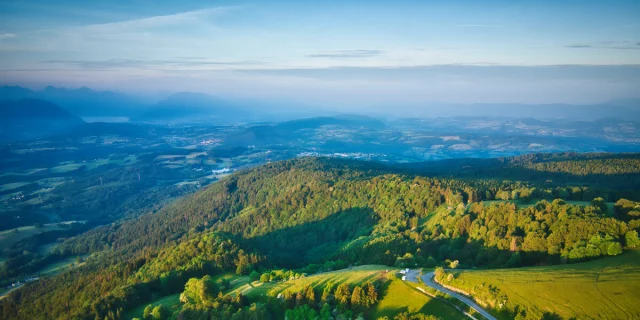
0, 0, 639, 105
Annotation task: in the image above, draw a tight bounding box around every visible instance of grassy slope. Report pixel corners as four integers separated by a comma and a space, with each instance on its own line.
123, 250, 638, 320
123, 294, 181, 320
123, 274, 244, 319
0, 224, 66, 252
240, 265, 389, 300
34, 257, 81, 276
445, 249, 640, 320
375, 279, 466, 320
241, 265, 464, 319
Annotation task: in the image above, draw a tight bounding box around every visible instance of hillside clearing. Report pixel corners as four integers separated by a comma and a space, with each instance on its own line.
236, 265, 466, 319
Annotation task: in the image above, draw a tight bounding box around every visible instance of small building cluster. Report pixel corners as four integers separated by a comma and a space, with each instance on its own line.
398, 268, 410, 281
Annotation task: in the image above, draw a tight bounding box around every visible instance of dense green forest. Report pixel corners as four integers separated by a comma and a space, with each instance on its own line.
1, 155, 640, 319
511, 152, 640, 175
403, 152, 640, 199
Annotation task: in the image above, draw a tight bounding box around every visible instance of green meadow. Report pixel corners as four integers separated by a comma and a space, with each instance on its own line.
444, 249, 640, 319
239, 265, 466, 319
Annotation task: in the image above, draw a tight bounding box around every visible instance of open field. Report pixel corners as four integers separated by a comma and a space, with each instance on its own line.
155, 154, 185, 160
0, 168, 47, 177
234, 265, 466, 319
232, 265, 392, 300
444, 249, 640, 319
49, 157, 131, 173
1, 254, 89, 300
257, 265, 388, 297
374, 279, 466, 319
0, 221, 86, 252
38, 243, 58, 256
124, 273, 249, 319
49, 162, 85, 173
0, 182, 32, 192
186, 152, 207, 159
213, 273, 249, 295
124, 293, 181, 320
34, 254, 89, 277
0, 224, 65, 252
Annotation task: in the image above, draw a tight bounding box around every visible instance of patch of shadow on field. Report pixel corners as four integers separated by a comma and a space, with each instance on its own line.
374, 279, 410, 317
495, 306, 565, 320
418, 298, 464, 318
377, 278, 392, 301
541, 312, 564, 320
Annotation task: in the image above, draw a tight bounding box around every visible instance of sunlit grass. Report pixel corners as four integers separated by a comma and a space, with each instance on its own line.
261, 265, 388, 297
237, 265, 465, 319
373, 279, 466, 319
445, 249, 640, 319
123, 293, 181, 320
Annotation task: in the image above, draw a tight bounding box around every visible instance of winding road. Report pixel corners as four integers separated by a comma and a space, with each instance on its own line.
406, 270, 497, 320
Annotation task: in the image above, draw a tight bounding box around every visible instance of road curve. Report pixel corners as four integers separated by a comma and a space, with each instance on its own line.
406, 270, 497, 320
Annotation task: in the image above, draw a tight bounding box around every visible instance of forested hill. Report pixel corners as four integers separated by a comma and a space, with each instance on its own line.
2, 156, 640, 320
222, 115, 385, 147
401, 152, 640, 199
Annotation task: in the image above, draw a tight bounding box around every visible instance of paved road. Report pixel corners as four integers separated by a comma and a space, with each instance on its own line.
405, 270, 497, 320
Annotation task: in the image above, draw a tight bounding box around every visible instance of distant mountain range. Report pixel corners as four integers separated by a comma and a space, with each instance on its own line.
1, 85, 639, 122
0, 86, 148, 118
0, 99, 85, 142
134, 92, 249, 122
0, 86, 316, 122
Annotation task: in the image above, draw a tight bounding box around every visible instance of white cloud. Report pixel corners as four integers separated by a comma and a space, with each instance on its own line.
0, 33, 16, 40
0, 6, 240, 62
79, 7, 237, 33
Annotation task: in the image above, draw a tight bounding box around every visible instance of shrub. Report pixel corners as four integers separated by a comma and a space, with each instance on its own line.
608, 242, 623, 256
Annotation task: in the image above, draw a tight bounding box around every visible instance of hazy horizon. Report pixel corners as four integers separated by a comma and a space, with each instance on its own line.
1, 0, 640, 106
